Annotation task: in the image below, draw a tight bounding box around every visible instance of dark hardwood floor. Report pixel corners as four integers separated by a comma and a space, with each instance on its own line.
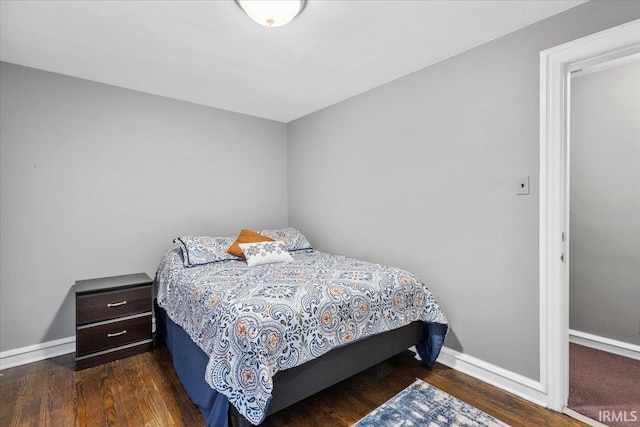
1, 348, 585, 427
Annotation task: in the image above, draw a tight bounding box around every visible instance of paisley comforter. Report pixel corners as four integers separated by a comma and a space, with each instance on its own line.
156, 247, 448, 425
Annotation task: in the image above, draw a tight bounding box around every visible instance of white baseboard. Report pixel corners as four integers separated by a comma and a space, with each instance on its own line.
0, 336, 76, 371
435, 346, 549, 407
563, 407, 609, 427
569, 329, 640, 361
0, 318, 157, 371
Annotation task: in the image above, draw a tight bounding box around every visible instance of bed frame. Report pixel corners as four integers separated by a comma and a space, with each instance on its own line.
155, 300, 426, 426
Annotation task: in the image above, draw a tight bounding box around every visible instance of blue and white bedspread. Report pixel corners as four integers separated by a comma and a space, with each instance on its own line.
156, 248, 448, 425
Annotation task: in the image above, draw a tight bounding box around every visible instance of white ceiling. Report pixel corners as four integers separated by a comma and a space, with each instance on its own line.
1, 0, 585, 123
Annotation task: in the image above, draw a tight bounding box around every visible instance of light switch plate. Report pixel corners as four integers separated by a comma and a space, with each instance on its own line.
517, 176, 530, 195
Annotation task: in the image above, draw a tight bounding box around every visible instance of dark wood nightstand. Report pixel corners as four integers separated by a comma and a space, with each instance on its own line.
75, 273, 153, 370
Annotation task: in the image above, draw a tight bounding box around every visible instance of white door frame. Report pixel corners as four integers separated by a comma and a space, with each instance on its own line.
539, 19, 640, 411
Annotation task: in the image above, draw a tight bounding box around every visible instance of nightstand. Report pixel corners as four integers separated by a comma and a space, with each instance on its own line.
75, 273, 153, 370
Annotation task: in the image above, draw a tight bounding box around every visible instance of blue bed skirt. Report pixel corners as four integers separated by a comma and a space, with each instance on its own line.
161, 309, 231, 427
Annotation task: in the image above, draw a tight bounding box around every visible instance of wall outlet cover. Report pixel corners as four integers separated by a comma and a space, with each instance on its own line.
517, 176, 530, 195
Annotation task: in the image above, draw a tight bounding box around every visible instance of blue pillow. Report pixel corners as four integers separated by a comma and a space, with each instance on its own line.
259, 228, 313, 252
173, 236, 239, 267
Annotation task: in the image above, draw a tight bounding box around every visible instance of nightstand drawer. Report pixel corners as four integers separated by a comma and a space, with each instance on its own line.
77, 285, 152, 325
76, 314, 152, 356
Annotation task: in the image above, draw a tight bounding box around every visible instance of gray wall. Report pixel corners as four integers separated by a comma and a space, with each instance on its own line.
570, 61, 640, 345
0, 62, 288, 352
287, 1, 640, 380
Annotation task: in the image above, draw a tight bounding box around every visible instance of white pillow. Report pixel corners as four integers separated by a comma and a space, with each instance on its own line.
239, 240, 294, 267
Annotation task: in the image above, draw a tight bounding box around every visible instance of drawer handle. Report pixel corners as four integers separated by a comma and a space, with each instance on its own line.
106, 300, 127, 308
107, 330, 127, 338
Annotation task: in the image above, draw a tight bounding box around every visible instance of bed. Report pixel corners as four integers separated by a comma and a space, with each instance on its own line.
155, 228, 448, 426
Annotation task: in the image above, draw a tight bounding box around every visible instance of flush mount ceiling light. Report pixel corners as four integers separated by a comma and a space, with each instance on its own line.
235, 0, 307, 27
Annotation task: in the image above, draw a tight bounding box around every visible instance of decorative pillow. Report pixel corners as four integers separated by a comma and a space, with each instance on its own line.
227, 229, 274, 259
174, 236, 238, 267
259, 227, 312, 252
239, 240, 294, 267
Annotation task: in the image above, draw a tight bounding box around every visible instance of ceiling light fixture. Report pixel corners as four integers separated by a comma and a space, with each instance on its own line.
235, 0, 307, 28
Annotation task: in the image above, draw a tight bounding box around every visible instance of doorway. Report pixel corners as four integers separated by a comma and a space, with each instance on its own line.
539, 18, 640, 416
566, 54, 640, 426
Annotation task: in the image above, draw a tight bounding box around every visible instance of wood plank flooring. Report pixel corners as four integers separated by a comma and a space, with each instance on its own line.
1, 348, 586, 427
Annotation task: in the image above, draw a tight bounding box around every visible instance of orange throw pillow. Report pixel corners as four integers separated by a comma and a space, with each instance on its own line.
227, 229, 274, 259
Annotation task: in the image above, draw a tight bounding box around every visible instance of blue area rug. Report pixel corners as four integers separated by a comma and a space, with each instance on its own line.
353, 379, 509, 427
